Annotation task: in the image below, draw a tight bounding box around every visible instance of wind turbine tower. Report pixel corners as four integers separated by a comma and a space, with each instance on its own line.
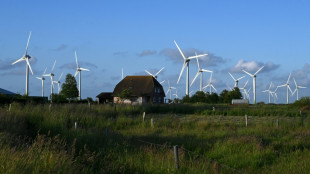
36, 67, 47, 97
74, 51, 90, 100
12, 31, 34, 96
174, 40, 207, 96
242, 65, 264, 104
277, 73, 292, 104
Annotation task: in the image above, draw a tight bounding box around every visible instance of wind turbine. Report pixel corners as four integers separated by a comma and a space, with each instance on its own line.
240, 80, 249, 99
174, 40, 207, 96
145, 67, 165, 79
190, 56, 212, 91
12, 31, 33, 96
173, 89, 179, 99
74, 51, 90, 100
53, 72, 63, 94
36, 67, 47, 97
43, 60, 56, 101
242, 65, 264, 104
228, 72, 245, 88
202, 72, 217, 93
262, 82, 274, 104
277, 73, 293, 104
292, 77, 306, 101
166, 80, 176, 101
271, 86, 279, 103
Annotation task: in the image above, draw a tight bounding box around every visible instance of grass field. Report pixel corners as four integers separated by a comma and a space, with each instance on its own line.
0, 103, 309, 173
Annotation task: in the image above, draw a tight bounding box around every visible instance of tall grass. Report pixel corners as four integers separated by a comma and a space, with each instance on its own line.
0, 103, 309, 173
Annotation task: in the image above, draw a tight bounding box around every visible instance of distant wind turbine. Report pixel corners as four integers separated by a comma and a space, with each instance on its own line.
43, 60, 56, 101
242, 65, 264, 104
145, 67, 165, 79
174, 40, 207, 96
190, 56, 212, 91
36, 67, 47, 97
292, 77, 306, 101
53, 72, 63, 94
240, 80, 249, 99
228, 72, 245, 88
202, 72, 217, 93
166, 80, 176, 101
12, 31, 33, 96
277, 73, 293, 104
74, 51, 90, 100
262, 82, 274, 104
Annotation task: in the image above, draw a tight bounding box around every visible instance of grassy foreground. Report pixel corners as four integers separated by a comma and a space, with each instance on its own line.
0, 103, 310, 173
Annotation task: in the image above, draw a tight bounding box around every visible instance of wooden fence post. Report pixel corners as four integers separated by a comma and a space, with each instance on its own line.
75, 121, 77, 129
143, 112, 146, 122
8, 104, 11, 112
245, 115, 248, 127
151, 118, 154, 128
88, 102, 91, 111
174, 145, 180, 169
276, 119, 279, 129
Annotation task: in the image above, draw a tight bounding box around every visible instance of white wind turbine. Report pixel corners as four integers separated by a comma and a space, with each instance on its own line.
277, 73, 293, 104
43, 60, 56, 100
173, 89, 179, 99
166, 80, 176, 101
36, 67, 47, 97
190, 56, 212, 91
145, 67, 165, 79
174, 40, 208, 96
271, 86, 279, 103
53, 72, 63, 94
202, 72, 217, 93
292, 77, 306, 101
74, 51, 90, 100
240, 80, 249, 99
242, 65, 264, 104
262, 82, 274, 104
12, 31, 33, 96
228, 72, 245, 88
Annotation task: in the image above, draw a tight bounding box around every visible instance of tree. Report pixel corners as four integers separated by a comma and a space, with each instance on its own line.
118, 89, 137, 104
61, 74, 79, 102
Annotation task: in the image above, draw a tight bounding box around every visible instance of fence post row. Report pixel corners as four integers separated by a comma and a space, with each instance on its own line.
174, 145, 180, 169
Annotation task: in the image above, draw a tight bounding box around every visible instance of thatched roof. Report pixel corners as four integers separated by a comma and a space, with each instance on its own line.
113, 76, 165, 97
96, 92, 113, 98
0, 88, 16, 95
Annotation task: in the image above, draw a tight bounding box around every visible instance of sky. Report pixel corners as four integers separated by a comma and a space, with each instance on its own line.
0, 0, 310, 104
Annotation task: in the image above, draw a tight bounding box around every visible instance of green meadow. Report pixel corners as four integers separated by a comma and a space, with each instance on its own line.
0, 103, 310, 173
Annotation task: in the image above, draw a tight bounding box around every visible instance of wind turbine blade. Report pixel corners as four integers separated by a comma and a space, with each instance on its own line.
177, 63, 186, 84
36, 77, 42, 80
43, 67, 47, 76
292, 89, 297, 96
236, 75, 246, 81
190, 72, 200, 86
171, 87, 176, 89
145, 70, 154, 76
74, 70, 79, 77
168, 80, 171, 88
277, 84, 286, 88
228, 72, 236, 81
155, 67, 165, 76
75, 51, 79, 67
242, 70, 253, 77
244, 80, 249, 88
160, 80, 165, 84
299, 86, 307, 89
25, 31, 32, 56
293, 77, 297, 87
254, 65, 264, 75
210, 72, 213, 82
286, 73, 291, 84
166, 89, 170, 95
196, 56, 200, 69
288, 85, 293, 94
80, 68, 90, 71
26, 59, 33, 75
51, 60, 56, 73
174, 40, 186, 60
58, 72, 63, 81
211, 84, 217, 91
12, 57, 25, 65
202, 69, 212, 73
187, 53, 208, 60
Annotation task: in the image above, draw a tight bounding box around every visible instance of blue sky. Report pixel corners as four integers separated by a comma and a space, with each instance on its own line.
0, 0, 309, 103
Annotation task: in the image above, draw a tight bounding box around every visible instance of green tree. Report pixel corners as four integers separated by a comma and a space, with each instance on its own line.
61, 74, 79, 102
118, 89, 137, 104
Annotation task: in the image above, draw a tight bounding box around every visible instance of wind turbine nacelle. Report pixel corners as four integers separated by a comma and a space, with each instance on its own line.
26, 55, 31, 59
51, 73, 54, 76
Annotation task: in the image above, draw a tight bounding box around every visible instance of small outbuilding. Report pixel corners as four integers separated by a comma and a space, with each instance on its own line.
96, 92, 113, 104
113, 76, 165, 104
